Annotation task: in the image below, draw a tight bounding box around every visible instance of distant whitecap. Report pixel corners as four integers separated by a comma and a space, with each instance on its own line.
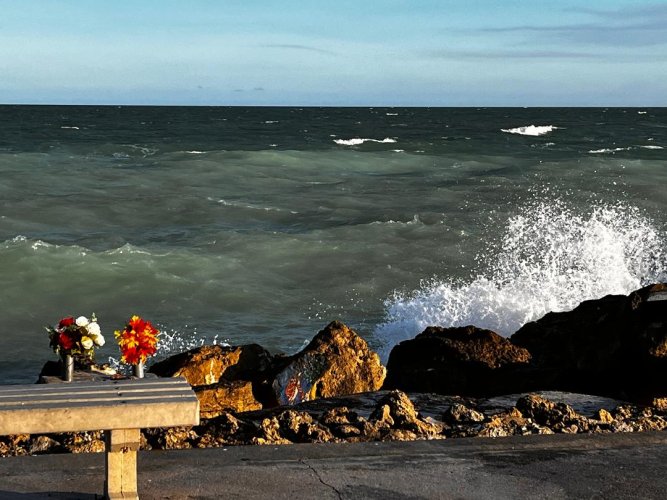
501, 125, 558, 136
334, 138, 397, 146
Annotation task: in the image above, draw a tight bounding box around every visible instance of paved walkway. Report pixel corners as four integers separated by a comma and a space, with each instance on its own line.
1, 431, 666, 499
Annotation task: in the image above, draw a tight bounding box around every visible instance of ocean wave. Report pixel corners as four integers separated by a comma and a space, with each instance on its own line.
374, 198, 667, 362
60, 126, 80, 130
185, 150, 207, 154
501, 125, 558, 136
371, 215, 425, 226
334, 138, 397, 146
207, 197, 298, 214
639, 145, 664, 150
588, 147, 632, 154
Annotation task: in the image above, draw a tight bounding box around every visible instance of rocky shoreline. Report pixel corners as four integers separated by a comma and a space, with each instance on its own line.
1, 283, 665, 457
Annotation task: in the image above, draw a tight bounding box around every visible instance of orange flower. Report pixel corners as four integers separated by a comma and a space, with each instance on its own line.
115, 315, 159, 365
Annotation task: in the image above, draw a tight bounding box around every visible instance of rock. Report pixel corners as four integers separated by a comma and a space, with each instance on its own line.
142, 426, 198, 450
61, 431, 105, 454
29, 435, 60, 455
272, 321, 386, 405
384, 325, 531, 396
195, 380, 262, 418
196, 412, 257, 447
515, 394, 592, 433
443, 403, 485, 424
476, 408, 551, 438
150, 343, 274, 387
277, 410, 335, 443
369, 390, 443, 439
254, 410, 335, 444
511, 283, 667, 402
596, 409, 614, 424
652, 398, 667, 411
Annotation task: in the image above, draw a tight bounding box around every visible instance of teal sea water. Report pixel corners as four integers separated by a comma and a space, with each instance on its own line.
1, 106, 666, 383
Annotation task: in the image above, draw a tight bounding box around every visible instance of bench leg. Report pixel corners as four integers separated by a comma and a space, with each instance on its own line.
104, 429, 140, 499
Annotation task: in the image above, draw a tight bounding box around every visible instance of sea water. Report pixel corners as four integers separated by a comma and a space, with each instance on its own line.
0, 106, 665, 382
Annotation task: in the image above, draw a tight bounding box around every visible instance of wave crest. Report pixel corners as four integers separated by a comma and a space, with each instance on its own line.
501, 125, 557, 136
334, 137, 397, 146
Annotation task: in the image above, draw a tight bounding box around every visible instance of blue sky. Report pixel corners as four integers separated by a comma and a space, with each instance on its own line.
1, 0, 665, 106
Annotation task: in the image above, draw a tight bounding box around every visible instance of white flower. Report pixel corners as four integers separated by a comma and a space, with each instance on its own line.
76, 316, 89, 327
92, 333, 105, 347
80, 336, 94, 349
86, 322, 101, 337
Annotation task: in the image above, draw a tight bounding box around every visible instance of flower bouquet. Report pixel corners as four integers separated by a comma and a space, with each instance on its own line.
46, 314, 105, 380
115, 315, 159, 377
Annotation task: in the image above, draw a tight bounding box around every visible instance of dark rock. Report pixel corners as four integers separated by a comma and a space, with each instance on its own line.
272, 321, 386, 405
384, 325, 531, 396
511, 283, 667, 401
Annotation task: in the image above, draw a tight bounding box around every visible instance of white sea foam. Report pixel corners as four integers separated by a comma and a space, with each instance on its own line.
638, 145, 664, 150
374, 198, 667, 362
501, 125, 558, 136
185, 150, 206, 154
588, 147, 632, 154
638, 111, 647, 114
60, 126, 80, 130
334, 138, 397, 146
386, 113, 399, 116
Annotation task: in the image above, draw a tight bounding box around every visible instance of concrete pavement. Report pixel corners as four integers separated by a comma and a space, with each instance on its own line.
1, 431, 666, 499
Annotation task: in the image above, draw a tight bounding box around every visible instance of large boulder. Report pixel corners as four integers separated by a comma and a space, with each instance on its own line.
271, 321, 386, 405
149, 343, 274, 387
383, 325, 531, 396
511, 283, 667, 401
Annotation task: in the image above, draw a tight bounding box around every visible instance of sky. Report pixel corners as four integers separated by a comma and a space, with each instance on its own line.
1, 0, 666, 106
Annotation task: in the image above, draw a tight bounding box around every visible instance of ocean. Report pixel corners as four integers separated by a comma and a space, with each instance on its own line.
1, 106, 665, 384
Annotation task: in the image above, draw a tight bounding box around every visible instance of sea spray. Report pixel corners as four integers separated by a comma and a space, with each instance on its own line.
374, 198, 667, 362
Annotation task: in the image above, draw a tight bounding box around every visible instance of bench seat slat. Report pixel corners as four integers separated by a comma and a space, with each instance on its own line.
0, 392, 196, 409
0, 389, 195, 406
0, 378, 190, 397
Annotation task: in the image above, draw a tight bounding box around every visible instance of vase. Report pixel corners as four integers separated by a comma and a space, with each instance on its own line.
62, 354, 74, 382
133, 361, 144, 379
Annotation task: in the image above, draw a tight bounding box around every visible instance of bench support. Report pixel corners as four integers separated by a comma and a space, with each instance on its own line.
104, 429, 141, 500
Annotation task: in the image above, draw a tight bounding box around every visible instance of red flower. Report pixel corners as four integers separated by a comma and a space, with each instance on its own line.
58, 316, 75, 329
115, 315, 159, 365
58, 332, 75, 351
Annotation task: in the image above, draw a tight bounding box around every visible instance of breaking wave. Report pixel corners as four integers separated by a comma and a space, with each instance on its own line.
334, 137, 397, 146
375, 198, 667, 361
501, 125, 558, 136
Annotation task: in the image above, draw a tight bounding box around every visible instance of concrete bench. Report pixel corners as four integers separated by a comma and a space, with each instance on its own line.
0, 377, 200, 499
